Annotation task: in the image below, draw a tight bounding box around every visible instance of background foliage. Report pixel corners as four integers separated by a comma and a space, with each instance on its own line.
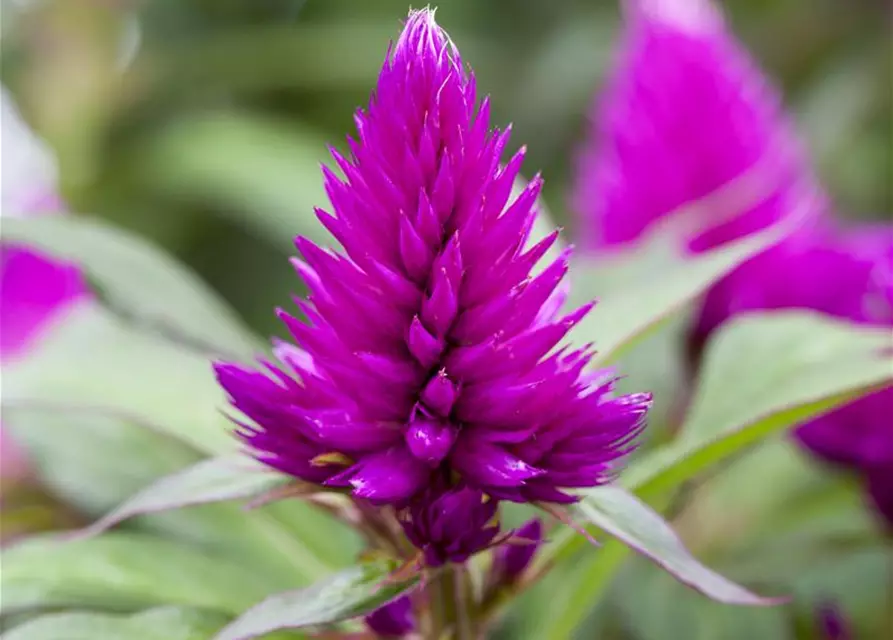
1, 1, 890, 639
2, 0, 889, 339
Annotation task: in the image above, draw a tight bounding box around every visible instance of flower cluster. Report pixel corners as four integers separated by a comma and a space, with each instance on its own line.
215, 8, 651, 563
572, 0, 892, 528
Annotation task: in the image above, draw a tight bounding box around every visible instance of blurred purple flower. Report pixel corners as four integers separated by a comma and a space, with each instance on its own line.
866, 468, 893, 533
817, 603, 851, 640
215, 8, 650, 518
570, 0, 893, 529
489, 517, 543, 585
693, 225, 892, 351
573, 0, 827, 252
697, 226, 893, 528
0, 90, 87, 482
365, 595, 414, 638
573, 0, 826, 250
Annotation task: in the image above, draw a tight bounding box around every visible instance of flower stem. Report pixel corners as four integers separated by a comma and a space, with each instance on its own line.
429, 564, 475, 639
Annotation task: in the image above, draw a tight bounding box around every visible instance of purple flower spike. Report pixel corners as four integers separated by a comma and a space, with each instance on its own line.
214, 8, 650, 510
399, 484, 501, 567
490, 518, 543, 585
365, 595, 415, 638
573, 0, 827, 251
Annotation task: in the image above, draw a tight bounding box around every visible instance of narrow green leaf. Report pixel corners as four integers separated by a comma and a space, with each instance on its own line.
0, 410, 201, 519
541, 312, 891, 637
572, 486, 783, 606
538, 539, 629, 640
625, 311, 893, 504
2, 301, 357, 578
214, 560, 418, 640
567, 165, 805, 365
2, 607, 229, 640
1, 409, 346, 586
0, 216, 257, 358
0, 533, 279, 616
611, 559, 793, 640
677, 440, 878, 564
75, 456, 290, 538
681, 311, 892, 442
544, 487, 783, 639
569, 214, 793, 366
2, 301, 233, 455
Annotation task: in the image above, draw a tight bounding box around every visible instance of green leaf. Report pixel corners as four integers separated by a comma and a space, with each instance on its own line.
674, 440, 878, 566
573, 486, 783, 606
75, 456, 291, 538
1, 410, 349, 587
214, 560, 418, 640
1, 301, 233, 455
569, 224, 786, 366
541, 312, 891, 637
2, 301, 358, 578
1, 410, 201, 519
625, 311, 893, 504
544, 487, 783, 640
567, 171, 803, 365
681, 311, 892, 441
2, 607, 229, 640
608, 545, 891, 640
534, 538, 629, 640
0, 216, 257, 358
611, 558, 793, 640
0, 533, 280, 617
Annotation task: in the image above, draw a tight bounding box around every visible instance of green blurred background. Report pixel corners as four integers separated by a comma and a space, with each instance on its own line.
2, 0, 889, 341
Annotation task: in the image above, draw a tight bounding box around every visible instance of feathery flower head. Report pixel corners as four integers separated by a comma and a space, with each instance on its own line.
572, 0, 827, 251
364, 595, 415, 638
398, 483, 500, 567
215, 8, 651, 512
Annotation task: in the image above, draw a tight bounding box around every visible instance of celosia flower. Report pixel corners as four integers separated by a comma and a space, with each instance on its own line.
215, 9, 650, 512
569, 0, 893, 531
0, 89, 86, 484
365, 595, 415, 638
398, 483, 500, 567
489, 517, 543, 585
572, 0, 827, 251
